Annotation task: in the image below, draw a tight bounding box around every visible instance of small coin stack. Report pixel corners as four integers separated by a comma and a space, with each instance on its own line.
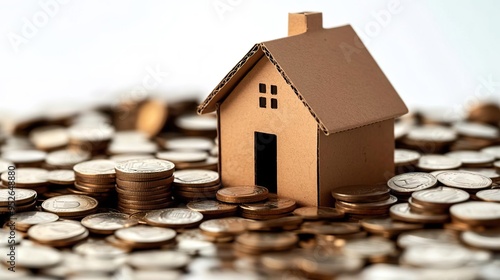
1, 167, 50, 194
332, 184, 396, 220
239, 194, 297, 220
115, 159, 175, 214
0, 189, 38, 214
42, 194, 98, 220
172, 169, 220, 201
27, 220, 89, 247
72, 159, 117, 202
216, 185, 269, 204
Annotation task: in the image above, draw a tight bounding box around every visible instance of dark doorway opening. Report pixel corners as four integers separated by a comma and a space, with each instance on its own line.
254, 131, 277, 193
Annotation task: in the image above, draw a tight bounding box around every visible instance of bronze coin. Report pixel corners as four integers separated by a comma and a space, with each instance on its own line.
331, 184, 390, 203
216, 186, 269, 204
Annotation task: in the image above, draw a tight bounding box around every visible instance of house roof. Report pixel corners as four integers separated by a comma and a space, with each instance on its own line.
197, 24, 408, 135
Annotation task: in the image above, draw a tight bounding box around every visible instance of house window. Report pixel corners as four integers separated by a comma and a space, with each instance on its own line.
258, 83, 278, 109
259, 97, 266, 108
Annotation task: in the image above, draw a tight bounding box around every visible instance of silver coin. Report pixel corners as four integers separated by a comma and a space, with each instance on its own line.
145, 208, 203, 226
476, 189, 500, 202
445, 150, 495, 165
397, 229, 459, 249
387, 173, 437, 193
11, 211, 59, 225
127, 250, 190, 270
461, 230, 500, 250
156, 150, 208, 163
175, 114, 217, 131
45, 149, 91, 167
73, 159, 116, 176
450, 201, 500, 222
2, 149, 46, 163
73, 239, 128, 258
395, 149, 421, 166
390, 203, 448, 223
115, 159, 175, 174
481, 146, 500, 159
28, 221, 87, 242
459, 168, 500, 180
173, 170, 219, 186
81, 213, 135, 232
0, 245, 62, 268
453, 121, 499, 140
436, 171, 492, 190
0, 189, 37, 205
1, 168, 48, 185
48, 170, 75, 184
343, 237, 395, 258
411, 186, 469, 205
115, 225, 176, 243
401, 244, 475, 268
406, 125, 457, 142
417, 155, 461, 171
164, 137, 214, 151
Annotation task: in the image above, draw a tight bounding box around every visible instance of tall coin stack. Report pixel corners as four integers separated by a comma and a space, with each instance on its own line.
332, 184, 396, 221
115, 159, 175, 214
172, 169, 220, 201
72, 159, 117, 203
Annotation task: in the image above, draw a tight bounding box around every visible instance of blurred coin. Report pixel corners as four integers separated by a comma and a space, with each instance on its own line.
236, 232, 298, 252
461, 230, 500, 251
387, 172, 437, 194
73, 239, 129, 258
331, 184, 390, 203
343, 237, 395, 259
468, 102, 500, 124
301, 222, 360, 235
45, 149, 91, 168
28, 220, 86, 242
436, 171, 492, 190
186, 200, 237, 215
109, 153, 154, 163
390, 203, 448, 223
136, 99, 168, 137
0, 245, 62, 268
73, 159, 116, 178
395, 149, 421, 166
397, 229, 459, 248
1, 167, 48, 187
81, 212, 137, 234
295, 252, 363, 278
450, 201, 500, 226
446, 150, 495, 166
411, 186, 469, 207
0, 159, 13, 174
481, 146, 500, 159
240, 196, 296, 215
156, 150, 208, 163
216, 186, 268, 204
108, 141, 158, 154
453, 121, 499, 140
68, 123, 114, 142
246, 216, 303, 231
417, 155, 461, 171
164, 137, 214, 151
199, 217, 247, 237
459, 168, 500, 182
336, 195, 397, 210
144, 208, 203, 228
476, 189, 500, 202
406, 125, 457, 143
2, 149, 46, 164
114, 225, 176, 247
48, 170, 75, 185
360, 218, 423, 235
0, 188, 37, 206
401, 244, 481, 268
175, 114, 217, 132
29, 126, 69, 151
115, 159, 175, 181
292, 206, 344, 220
173, 169, 219, 187
11, 211, 58, 226
127, 250, 190, 270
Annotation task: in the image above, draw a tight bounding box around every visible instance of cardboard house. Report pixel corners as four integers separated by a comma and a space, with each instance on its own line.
198, 12, 408, 206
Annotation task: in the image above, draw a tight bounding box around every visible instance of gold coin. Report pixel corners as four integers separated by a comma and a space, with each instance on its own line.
42, 194, 98, 216
48, 170, 75, 185
0, 188, 37, 206
216, 186, 269, 204
73, 159, 116, 178
81, 212, 137, 234
173, 169, 219, 187
292, 207, 345, 220
186, 200, 238, 215
115, 159, 175, 181
144, 208, 203, 228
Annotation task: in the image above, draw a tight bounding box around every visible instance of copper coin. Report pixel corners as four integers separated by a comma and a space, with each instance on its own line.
240, 196, 296, 215
173, 169, 219, 187
331, 184, 390, 203
360, 218, 423, 234
387, 172, 437, 194
216, 186, 269, 204
186, 200, 237, 215
292, 207, 345, 220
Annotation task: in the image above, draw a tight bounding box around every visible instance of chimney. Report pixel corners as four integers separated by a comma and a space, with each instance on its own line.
288, 12, 323, 36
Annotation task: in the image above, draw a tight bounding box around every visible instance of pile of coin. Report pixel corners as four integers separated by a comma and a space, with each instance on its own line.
172, 169, 220, 201
41, 194, 98, 220
239, 194, 297, 220
72, 159, 117, 202
0, 189, 38, 214
115, 159, 175, 214
332, 184, 396, 220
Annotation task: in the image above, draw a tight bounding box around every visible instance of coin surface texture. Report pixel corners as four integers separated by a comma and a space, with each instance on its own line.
387, 173, 437, 193
42, 195, 98, 215
436, 171, 492, 190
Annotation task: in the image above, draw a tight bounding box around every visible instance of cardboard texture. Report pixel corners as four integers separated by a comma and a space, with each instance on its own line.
198, 12, 408, 206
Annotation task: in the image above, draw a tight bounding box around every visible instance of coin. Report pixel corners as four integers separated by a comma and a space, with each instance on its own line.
417, 155, 462, 171
360, 218, 423, 235
1, 167, 48, 187
114, 225, 176, 247
81, 212, 137, 234
144, 208, 203, 228
156, 150, 208, 163
240, 196, 296, 215
406, 125, 457, 143
199, 217, 247, 237
216, 186, 269, 204
0, 245, 62, 268
450, 201, 500, 226
68, 122, 114, 142
395, 149, 421, 166
446, 150, 495, 166
401, 244, 480, 268
461, 230, 500, 250
73, 239, 129, 258
397, 229, 459, 248
186, 200, 238, 215
73, 159, 116, 178
173, 169, 219, 187
390, 203, 449, 223
481, 146, 500, 159
28, 220, 87, 242
175, 114, 217, 132
48, 170, 75, 185
292, 207, 345, 220
459, 168, 500, 182
436, 171, 492, 190
45, 149, 91, 168
127, 250, 190, 270
235, 232, 298, 252
42, 195, 98, 217
343, 237, 396, 258
476, 189, 500, 202
246, 216, 303, 231
29, 125, 69, 151
387, 172, 437, 194
136, 99, 168, 137
0, 188, 37, 206
115, 159, 175, 180
301, 222, 361, 236
453, 121, 499, 140
411, 186, 470, 206
164, 137, 214, 151
335, 195, 397, 210
11, 211, 59, 226
295, 252, 363, 278
331, 184, 390, 203
2, 149, 46, 164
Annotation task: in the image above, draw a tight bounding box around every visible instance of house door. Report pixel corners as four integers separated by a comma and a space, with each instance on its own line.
254, 131, 277, 193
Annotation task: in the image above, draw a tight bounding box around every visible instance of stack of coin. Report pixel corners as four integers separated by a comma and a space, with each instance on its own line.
72, 159, 117, 202
110, 225, 176, 250
27, 220, 89, 247
216, 185, 269, 204
234, 232, 298, 255
394, 149, 420, 174
332, 184, 396, 220
8, 211, 59, 232
42, 194, 98, 220
115, 159, 175, 214
0, 189, 38, 214
239, 195, 297, 220
186, 200, 238, 219
1, 167, 50, 194
144, 208, 203, 229
67, 123, 114, 156
408, 186, 469, 216
387, 172, 437, 202
172, 169, 220, 201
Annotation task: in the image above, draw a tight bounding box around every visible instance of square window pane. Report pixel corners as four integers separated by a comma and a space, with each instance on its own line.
259, 83, 266, 93
259, 97, 266, 108
271, 85, 277, 95
271, 98, 278, 109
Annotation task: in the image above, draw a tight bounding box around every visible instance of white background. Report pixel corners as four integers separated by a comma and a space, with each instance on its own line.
1, 0, 499, 118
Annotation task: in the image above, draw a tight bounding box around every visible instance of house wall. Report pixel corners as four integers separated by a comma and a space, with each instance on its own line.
219, 56, 318, 206
318, 119, 394, 206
